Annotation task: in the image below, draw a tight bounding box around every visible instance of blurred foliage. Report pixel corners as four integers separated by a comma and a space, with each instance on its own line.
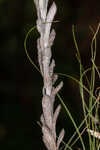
0, 0, 6, 5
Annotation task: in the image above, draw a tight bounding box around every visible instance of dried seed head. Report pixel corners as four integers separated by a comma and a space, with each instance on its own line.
87, 129, 100, 140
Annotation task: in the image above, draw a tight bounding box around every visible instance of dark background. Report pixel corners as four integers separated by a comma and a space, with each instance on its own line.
0, 0, 100, 149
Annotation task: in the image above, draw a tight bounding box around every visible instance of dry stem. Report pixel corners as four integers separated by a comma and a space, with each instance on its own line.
34, 0, 65, 150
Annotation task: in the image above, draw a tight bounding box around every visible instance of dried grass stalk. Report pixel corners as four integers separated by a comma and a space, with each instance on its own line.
34, 0, 65, 150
